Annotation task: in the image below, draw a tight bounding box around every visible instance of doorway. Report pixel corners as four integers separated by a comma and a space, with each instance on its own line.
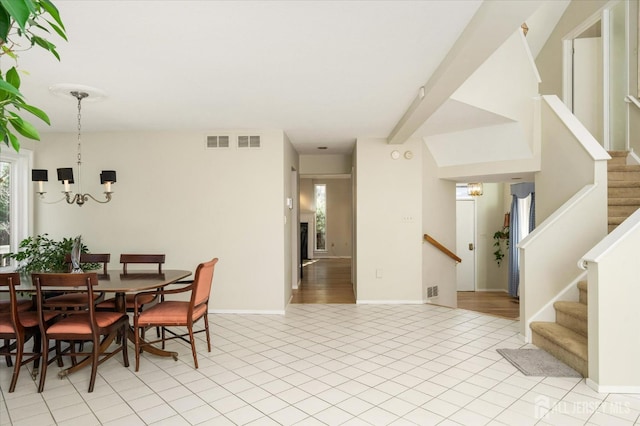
296, 175, 354, 303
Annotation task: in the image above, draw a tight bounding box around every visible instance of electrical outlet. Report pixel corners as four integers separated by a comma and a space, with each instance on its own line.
376, 269, 383, 278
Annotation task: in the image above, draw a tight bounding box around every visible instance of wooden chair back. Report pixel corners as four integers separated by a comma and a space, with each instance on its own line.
191, 258, 218, 308
64, 253, 111, 275
120, 254, 165, 274
0, 272, 23, 327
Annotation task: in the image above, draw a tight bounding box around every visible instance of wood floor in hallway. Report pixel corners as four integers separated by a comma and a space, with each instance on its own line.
457, 291, 520, 319
291, 258, 519, 320
291, 258, 355, 304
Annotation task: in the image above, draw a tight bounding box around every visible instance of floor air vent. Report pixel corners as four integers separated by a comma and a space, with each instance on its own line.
206, 135, 230, 148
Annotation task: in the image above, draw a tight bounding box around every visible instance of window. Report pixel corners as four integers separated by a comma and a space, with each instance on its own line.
314, 184, 326, 251
0, 149, 31, 269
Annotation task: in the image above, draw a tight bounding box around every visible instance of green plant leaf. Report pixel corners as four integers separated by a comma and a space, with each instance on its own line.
5, 67, 20, 89
0, 7, 10, 42
31, 35, 59, 60
7, 130, 19, 151
0, 0, 31, 32
0, 79, 23, 97
44, 18, 66, 40
8, 112, 39, 140
39, 0, 64, 30
17, 102, 49, 124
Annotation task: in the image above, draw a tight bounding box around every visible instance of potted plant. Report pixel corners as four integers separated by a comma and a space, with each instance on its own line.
6, 233, 98, 273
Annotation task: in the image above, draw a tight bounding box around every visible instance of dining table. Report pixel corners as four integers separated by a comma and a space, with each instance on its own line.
12, 269, 192, 378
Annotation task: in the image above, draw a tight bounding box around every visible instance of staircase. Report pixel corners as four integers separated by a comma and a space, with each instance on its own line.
608, 151, 640, 232
528, 152, 640, 378
530, 281, 588, 376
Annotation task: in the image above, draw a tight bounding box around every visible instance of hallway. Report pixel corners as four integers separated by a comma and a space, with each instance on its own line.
291, 258, 355, 304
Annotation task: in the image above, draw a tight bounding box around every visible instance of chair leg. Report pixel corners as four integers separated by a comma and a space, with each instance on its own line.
121, 322, 129, 368
55, 341, 64, 367
8, 334, 24, 392
134, 323, 141, 372
31, 333, 41, 379
38, 338, 49, 393
188, 326, 198, 369
204, 313, 211, 352
88, 338, 99, 393
4, 339, 12, 367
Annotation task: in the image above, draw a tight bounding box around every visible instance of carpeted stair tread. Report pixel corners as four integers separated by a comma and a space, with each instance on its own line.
530, 322, 588, 378
554, 301, 588, 337
608, 205, 640, 217
554, 301, 587, 319
577, 281, 587, 292
607, 197, 640, 205
608, 216, 627, 225
531, 322, 587, 357
578, 281, 588, 305
608, 180, 640, 188
607, 164, 640, 172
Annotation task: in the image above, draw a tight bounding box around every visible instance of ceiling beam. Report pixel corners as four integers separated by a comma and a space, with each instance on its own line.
387, 0, 542, 145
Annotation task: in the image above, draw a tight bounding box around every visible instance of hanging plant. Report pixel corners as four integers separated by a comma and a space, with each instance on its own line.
493, 226, 509, 267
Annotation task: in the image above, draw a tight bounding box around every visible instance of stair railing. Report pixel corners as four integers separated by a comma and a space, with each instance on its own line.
423, 234, 461, 263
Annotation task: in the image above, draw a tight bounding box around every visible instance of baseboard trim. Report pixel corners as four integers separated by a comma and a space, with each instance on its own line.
311, 255, 352, 259
474, 289, 509, 293
586, 378, 640, 394
209, 309, 285, 315
357, 299, 423, 305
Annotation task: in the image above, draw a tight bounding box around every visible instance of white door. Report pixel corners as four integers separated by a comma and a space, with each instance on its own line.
456, 199, 476, 291
573, 37, 604, 145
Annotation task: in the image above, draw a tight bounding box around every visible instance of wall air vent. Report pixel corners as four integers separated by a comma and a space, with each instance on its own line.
237, 135, 261, 149
206, 135, 230, 148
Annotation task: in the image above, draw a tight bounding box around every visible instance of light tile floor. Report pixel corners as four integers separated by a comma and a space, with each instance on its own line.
1, 304, 639, 425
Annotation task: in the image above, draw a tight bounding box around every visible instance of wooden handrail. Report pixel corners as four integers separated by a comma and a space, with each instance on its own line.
423, 234, 462, 263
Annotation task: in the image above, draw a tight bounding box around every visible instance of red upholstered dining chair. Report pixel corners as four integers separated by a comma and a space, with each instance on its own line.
132, 258, 218, 371
32, 272, 129, 393
0, 273, 58, 392
96, 254, 165, 312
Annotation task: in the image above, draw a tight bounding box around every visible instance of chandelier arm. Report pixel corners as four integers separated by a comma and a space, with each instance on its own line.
37, 194, 69, 204
83, 192, 113, 204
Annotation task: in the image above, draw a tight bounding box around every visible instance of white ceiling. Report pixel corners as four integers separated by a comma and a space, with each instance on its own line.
18, 0, 485, 155
17, 0, 568, 156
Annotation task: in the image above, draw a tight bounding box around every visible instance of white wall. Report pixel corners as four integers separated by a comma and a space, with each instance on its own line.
300, 154, 352, 175
422, 144, 457, 307
283, 133, 299, 306
355, 138, 422, 303
32, 129, 291, 313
